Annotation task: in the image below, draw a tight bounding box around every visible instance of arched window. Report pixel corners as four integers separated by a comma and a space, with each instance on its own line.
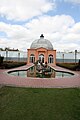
48, 55, 53, 63
30, 54, 35, 63
39, 54, 44, 63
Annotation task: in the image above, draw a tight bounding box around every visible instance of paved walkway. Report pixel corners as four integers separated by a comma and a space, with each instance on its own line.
0, 64, 80, 88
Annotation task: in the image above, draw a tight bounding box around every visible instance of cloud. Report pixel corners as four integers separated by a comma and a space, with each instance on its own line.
69, 22, 80, 34
0, 0, 55, 21
64, 0, 80, 4
25, 15, 75, 38
0, 15, 80, 51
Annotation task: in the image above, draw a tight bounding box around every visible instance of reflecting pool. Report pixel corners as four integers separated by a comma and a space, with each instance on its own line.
8, 66, 74, 78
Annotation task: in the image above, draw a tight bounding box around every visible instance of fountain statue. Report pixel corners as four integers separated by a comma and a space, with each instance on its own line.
34, 60, 51, 76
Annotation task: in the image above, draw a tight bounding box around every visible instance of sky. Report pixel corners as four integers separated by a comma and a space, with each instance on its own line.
0, 0, 80, 52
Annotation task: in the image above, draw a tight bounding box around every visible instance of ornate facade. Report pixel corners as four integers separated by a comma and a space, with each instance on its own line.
27, 34, 56, 66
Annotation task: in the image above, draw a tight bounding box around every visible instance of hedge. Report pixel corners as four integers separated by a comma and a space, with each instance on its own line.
2, 61, 26, 69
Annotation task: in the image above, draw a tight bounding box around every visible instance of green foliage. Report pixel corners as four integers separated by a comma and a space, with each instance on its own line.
0, 87, 80, 120
56, 63, 79, 70
0, 56, 4, 64
78, 60, 80, 65
2, 61, 26, 69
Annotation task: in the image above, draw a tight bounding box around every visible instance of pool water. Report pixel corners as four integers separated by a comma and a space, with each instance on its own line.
9, 66, 74, 78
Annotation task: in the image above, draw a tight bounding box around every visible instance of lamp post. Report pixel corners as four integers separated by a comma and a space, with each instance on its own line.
62, 53, 64, 63
75, 50, 77, 64
18, 52, 20, 62
6, 49, 8, 61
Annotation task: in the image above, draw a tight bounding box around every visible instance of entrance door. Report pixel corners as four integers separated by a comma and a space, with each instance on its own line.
48, 55, 53, 63
39, 54, 44, 63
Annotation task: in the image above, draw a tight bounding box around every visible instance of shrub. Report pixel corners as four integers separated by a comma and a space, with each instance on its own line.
2, 61, 26, 69
56, 63, 78, 71
0, 56, 4, 64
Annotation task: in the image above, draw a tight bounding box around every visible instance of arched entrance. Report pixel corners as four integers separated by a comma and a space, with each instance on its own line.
48, 54, 53, 63
30, 54, 35, 63
39, 54, 44, 63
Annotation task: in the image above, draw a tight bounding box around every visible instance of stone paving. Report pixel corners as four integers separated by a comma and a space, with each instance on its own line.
0, 64, 80, 88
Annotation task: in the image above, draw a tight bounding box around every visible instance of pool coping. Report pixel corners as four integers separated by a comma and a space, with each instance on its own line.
6, 64, 77, 79
0, 64, 80, 88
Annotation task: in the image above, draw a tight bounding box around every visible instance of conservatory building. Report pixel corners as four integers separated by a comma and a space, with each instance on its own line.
27, 34, 56, 66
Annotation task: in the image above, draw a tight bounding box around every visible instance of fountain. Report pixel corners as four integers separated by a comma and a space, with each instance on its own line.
34, 60, 52, 76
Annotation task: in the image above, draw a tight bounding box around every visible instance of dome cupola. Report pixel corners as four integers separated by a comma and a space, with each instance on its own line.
30, 34, 53, 50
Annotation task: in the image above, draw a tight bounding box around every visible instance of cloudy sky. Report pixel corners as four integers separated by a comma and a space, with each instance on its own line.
0, 0, 80, 51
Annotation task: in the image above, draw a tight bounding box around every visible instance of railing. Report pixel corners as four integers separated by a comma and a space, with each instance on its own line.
2, 57, 79, 63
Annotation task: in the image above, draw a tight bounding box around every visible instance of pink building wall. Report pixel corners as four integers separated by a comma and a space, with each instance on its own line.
27, 47, 56, 66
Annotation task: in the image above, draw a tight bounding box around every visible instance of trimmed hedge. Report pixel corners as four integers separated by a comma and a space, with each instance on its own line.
2, 61, 26, 69
0, 56, 4, 64
56, 63, 79, 71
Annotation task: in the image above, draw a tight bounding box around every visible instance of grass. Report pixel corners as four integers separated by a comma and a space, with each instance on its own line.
0, 87, 80, 120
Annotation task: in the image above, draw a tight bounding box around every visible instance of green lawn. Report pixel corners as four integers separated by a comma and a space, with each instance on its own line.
0, 87, 80, 120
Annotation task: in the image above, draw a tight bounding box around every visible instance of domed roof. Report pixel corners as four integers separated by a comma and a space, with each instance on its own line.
30, 34, 53, 50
